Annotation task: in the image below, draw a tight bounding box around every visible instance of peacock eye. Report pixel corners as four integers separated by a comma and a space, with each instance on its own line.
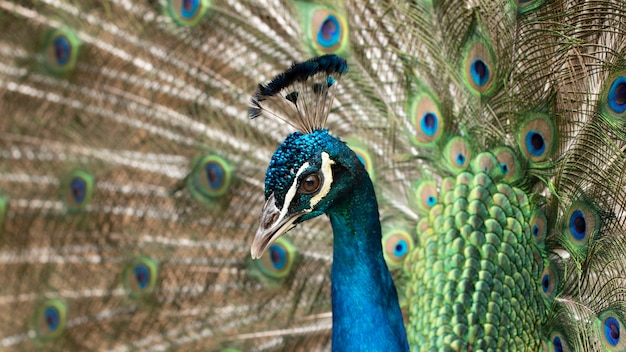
298, 172, 322, 194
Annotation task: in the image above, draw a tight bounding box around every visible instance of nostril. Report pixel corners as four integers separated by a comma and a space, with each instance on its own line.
265, 212, 279, 228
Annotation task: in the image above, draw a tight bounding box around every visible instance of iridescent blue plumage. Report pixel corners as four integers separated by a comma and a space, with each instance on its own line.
251, 56, 408, 350
255, 129, 409, 351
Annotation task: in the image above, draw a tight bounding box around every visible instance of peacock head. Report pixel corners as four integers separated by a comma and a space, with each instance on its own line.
248, 54, 350, 258
251, 129, 362, 259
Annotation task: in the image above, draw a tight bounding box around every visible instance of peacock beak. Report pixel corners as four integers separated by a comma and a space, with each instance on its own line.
251, 193, 305, 259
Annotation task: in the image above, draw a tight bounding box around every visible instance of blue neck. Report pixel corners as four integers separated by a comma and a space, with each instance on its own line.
328, 173, 409, 351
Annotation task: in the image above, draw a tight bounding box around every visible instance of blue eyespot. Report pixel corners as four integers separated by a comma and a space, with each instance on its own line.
125, 258, 158, 296
134, 264, 150, 289
205, 161, 225, 190
410, 94, 444, 145
456, 153, 466, 166
64, 171, 93, 210
518, 115, 554, 162
180, 0, 200, 19
306, 7, 348, 54
463, 40, 495, 95
553, 336, 563, 352
382, 230, 414, 268
317, 15, 341, 48
188, 155, 232, 207
494, 146, 522, 181
414, 180, 439, 213
564, 203, 598, 245
445, 137, 471, 172
166, 0, 209, 26
35, 299, 67, 340
70, 177, 87, 204
44, 29, 80, 74
533, 224, 540, 237
470, 59, 490, 87
501, 163, 509, 174
53, 35, 71, 66
607, 76, 626, 114
540, 266, 557, 298
420, 112, 438, 137
541, 273, 550, 293
44, 307, 60, 331
393, 239, 408, 258
252, 237, 296, 281
604, 316, 621, 346
525, 130, 546, 156
269, 244, 287, 270
568, 209, 586, 241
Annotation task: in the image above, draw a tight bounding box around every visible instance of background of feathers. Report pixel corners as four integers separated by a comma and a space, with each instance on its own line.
1, 0, 626, 351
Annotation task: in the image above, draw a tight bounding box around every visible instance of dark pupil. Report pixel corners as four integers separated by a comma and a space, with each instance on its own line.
72, 184, 83, 198
136, 270, 146, 283
554, 341, 562, 352
531, 132, 544, 151
270, 247, 281, 264
183, 0, 193, 11
542, 275, 549, 291
473, 60, 487, 79
47, 313, 56, 325
616, 83, 626, 105
533, 225, 539, 236
305, 178, 316, 189
321, 18, 337, 40
207, 165, 219, 183
396, 243, 404, 252
457, 153, 466, 164
55, 40, 67, 60
574, 215, 586, 234
501, 163, 508, 173
611, 322, 620, 340
424, 113, 435, 128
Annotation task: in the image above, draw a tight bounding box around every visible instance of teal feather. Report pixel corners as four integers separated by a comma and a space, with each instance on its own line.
1, 0, 626, 351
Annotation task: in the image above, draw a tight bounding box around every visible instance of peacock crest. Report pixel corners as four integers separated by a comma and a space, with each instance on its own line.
250, 54, 348, 134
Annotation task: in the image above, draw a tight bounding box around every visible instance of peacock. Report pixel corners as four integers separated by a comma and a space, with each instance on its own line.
1, 0, 626, 351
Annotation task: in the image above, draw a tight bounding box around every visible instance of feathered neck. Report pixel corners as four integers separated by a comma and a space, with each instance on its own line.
327, 167, 409, 351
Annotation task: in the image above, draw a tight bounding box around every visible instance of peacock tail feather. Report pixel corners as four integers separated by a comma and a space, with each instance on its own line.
1, 0, 626, 351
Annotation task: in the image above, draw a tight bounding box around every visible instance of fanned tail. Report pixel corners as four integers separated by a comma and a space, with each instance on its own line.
2, 0, 626, 351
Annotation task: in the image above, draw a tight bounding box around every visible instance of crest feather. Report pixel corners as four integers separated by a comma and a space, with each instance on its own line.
250, 55, 348, 133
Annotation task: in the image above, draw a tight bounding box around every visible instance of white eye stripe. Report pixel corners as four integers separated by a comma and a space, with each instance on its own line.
278, 161, 311, 222
309, 152, 334, 208
275, 152, 334, 223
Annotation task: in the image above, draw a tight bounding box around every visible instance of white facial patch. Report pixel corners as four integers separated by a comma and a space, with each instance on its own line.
270, 152, 335, 228
274, 161, 312, 227
309, 152, 334, 208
